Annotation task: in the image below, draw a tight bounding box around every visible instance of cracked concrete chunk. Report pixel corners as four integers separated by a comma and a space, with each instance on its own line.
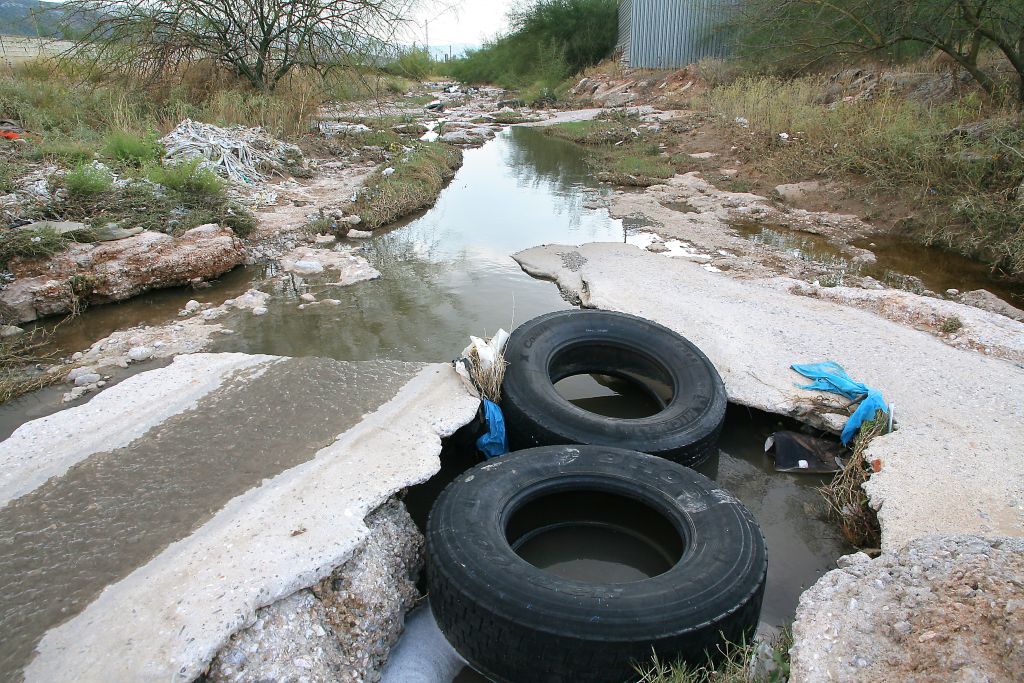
207, 498, 423, 683
513, 242, 1024, 550
791, 535, 1024, 683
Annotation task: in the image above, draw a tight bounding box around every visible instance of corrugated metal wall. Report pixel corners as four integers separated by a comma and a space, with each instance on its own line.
618, 0, 735, 69
618, 0, 633, 65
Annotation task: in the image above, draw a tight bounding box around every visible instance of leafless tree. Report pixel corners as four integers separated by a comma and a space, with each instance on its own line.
60, 0, 425, 91
737, 0, 1024, 104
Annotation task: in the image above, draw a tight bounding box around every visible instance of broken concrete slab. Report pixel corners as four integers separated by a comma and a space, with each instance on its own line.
21, 358, 476, 683
0, 353, 272, 507
790, 535, 1024, 682
513, 242, 1024, 550
207, 498, 422, 683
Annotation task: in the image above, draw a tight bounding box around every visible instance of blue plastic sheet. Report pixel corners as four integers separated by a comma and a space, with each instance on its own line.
791, 361, 888, 445
476, 399, 509, 459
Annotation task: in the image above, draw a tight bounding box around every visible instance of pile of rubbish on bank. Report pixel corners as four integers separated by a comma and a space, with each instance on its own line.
161, 120, 304, 184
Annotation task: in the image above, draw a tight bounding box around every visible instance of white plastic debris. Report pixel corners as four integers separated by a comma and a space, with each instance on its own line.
161, 119, 302, 184
382, 167, 396, 177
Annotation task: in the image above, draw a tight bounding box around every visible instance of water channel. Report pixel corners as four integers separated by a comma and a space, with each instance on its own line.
0, 125, 896, 680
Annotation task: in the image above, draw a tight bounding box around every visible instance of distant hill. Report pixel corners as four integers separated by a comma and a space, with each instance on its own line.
0, 0, 67, 38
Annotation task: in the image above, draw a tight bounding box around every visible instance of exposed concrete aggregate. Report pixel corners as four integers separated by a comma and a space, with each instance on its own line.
791, 535, 1024, 682
206, 499, 422, 683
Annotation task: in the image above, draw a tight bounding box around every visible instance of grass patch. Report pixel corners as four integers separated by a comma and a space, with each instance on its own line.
636, 631, 792, 683
0, 327, 62, 404
820, 412, 886, 550
0, 225, 84, 268
351, 143, 463, 229
544, 115, 675, 186
145, 159, 225, 198
65, 164, 114, 197
703, 75, 1024, 276
104, 131, 163, 166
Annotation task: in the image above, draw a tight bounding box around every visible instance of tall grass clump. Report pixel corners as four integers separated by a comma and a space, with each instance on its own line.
636, 631, 792, 683
704, 76, 1024, 276
104, 131, 163, 166
352, 143, 463, 229
65, 163, 113, 196
444, 0, 618, 98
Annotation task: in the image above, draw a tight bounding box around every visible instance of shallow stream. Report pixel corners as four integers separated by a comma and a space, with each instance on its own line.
4, 126, 855, 681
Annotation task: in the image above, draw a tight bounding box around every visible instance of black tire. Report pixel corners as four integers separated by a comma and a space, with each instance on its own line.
427, 445, 767, 683
502, 309, 727, 467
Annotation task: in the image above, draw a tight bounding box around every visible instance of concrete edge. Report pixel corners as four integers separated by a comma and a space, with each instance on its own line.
25, 362, 479, 683
0, 353, 281, 508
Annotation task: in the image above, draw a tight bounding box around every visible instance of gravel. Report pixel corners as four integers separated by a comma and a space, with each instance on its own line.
790, 535, 1024, 682
206, 498, 424, 683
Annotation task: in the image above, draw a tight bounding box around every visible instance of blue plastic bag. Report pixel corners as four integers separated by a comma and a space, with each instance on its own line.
791, 361, 888, 445
476, 399, 509, 459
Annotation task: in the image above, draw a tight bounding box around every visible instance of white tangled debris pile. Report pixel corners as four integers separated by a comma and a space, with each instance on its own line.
161, 119, 303, 184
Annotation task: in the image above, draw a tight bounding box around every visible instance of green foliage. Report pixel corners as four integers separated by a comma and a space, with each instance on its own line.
0, 226, 76, 267
65, 163, 113, 196
385, 48, 434, 81
352, 143, 463, 229
636, 631, 792, 683
104, 131, 163, 166
544, 114, 675, 185
145, 159, 224, 198
732, 0, 1024, 102
444, 0, 618, 90
704, 75, 1024, 274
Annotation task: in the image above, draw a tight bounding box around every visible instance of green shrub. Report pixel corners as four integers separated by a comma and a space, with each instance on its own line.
104, 131, 163, 166
146, 159, 224, 198
352, 143, 463, 229
65, 164, 113, 197
385, 48, 434, 81
0, 226, 75, 267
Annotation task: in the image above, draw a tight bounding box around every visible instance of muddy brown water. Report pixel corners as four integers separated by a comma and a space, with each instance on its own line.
733, 221, 1024, 305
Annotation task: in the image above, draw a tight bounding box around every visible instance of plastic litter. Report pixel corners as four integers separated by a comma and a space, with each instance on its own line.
764, 431, 845, 473
161, 119, 302, 184
476, 399, 508, 459
791, 361, 888, 445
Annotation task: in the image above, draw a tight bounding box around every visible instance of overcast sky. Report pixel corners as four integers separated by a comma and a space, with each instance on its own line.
413, 0, 518, 48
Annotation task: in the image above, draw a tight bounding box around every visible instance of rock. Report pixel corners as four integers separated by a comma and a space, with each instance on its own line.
0, 325, 24, 338
775, 181, 823, 204
299, 293, 315, 302
66, 366, 98, 383
127, 347, 153, 362
0, 226, 245, 323
346, 230, 373, 239
230, 289, 270, 312
313, 234, 336, 245
960, 289, 1024, 322
184, 300, 202, 314
321, 299, 341, 306
74, 373, 101, 387
16, 220, 89, 237
291, 260, 323, 275
946, 288, 960, 296
340, 215, 361, 226
206, 499, 424, 683
62, 387, 87, 403
791, 535, 1024, 683
688, 151, 718, 160
251, 306, 268, 316
90, 224, 146, 242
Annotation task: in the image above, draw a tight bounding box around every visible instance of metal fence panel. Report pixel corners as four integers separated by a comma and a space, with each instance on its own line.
617, 0, 633, 65
623, 0, 735, 69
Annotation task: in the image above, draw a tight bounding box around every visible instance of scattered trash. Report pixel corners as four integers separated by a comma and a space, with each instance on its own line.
381, 167, 395, 177
0, 119, 25, 140
735, 116, 750, 128
318, 122, 371, 136
476, 399, 508, 458
454, 330, 511, 458
161, 119, 303, 184
425, 100, 444, 112
765, 431, 845, 473
791, 361, 889, 445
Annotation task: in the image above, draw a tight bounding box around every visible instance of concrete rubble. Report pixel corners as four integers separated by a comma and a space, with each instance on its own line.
13, 355, 477, 683
791, 536, 1024, 682
513, 242, 1024, 549
515, 241, 1024, 682
207, 499, 423, 683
